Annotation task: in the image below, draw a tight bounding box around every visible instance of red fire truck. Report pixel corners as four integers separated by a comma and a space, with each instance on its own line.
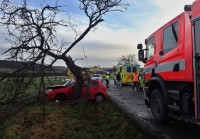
137, 0, 200, 124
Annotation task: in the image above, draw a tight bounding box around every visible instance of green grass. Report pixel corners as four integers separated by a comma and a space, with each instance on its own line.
2, 100, 145, 139
0, 76, 66, 102
0, 76, 145, 139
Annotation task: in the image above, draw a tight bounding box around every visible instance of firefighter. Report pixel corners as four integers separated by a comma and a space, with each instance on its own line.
132, 71, 139, 92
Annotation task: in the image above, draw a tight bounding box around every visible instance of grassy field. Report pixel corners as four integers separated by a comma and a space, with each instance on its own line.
0, 76, 146, 139
2, 100, 145, 139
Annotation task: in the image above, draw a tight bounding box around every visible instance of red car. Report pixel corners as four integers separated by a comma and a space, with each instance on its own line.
46, 78, 108, 102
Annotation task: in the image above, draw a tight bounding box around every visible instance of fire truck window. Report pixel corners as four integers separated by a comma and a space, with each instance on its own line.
147, 37, 155, 59
127, 66, 131, 73
195, 20, 200, 54
163, 22, 178, 54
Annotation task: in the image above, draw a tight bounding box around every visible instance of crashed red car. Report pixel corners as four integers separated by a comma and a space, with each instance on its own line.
46, 78, 108, 102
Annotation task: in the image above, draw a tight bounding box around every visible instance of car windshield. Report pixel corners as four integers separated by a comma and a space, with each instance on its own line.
105, 71, 109, 74
64, 78, 75, 86
92, 74, 100, 77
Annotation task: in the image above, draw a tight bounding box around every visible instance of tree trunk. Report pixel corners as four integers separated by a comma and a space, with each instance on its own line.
64, 56, 83, 101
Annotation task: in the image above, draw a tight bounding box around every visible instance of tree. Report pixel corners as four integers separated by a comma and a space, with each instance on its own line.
0, 0, 128, 103
117, 54, 138, 65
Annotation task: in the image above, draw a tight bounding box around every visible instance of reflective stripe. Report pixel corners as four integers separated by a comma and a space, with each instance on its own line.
144, 59, 185, 74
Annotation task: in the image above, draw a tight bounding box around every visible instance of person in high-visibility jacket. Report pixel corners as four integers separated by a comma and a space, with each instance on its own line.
132, 72, 139, 92
105, 74, 110, 88
139, 74, 145, 90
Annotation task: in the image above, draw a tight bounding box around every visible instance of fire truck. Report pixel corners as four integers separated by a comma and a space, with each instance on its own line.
137, 0, 200, 124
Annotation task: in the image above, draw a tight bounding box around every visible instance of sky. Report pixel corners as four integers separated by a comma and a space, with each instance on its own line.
0, 0, 195, 68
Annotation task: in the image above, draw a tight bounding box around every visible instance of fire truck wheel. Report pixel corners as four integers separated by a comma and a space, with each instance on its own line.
150, 89, 167, 123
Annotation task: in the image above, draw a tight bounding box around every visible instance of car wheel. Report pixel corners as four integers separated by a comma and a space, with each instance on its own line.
95, 94, 104, 103
55, 94, 66, 102
150, 89, 167, 123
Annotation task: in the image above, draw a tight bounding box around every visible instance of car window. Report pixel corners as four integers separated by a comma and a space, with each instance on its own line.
92, 74, 100, 77
64, 78, 74, 86
90, 80, 98, 87
83, 80, 98, 87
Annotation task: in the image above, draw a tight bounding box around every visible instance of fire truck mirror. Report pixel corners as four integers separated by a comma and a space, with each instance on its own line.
138, 49, 145, 62
137, 44, 143, 49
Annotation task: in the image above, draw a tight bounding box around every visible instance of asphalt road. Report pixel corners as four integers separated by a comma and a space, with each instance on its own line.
107, 80, 200, 139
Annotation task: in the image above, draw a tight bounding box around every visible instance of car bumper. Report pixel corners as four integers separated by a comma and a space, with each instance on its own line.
46, 91, 55, 100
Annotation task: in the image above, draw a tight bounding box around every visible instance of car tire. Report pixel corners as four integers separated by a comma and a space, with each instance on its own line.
95, 94, 104, 103
55, 93, 66, 102
150, 89, 167, 123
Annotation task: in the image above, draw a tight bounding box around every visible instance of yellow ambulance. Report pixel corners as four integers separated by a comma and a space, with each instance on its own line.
114, 64, 140, 85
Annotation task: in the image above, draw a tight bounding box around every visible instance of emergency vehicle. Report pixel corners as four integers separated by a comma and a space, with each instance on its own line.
114, 64, 140, 85
87, 67, 110, 78
137, 0, 200, 124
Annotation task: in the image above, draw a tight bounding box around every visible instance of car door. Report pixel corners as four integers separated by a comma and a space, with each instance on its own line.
81, 80, 89, 98
89, 80, 99, 92
81, 80, 99, 98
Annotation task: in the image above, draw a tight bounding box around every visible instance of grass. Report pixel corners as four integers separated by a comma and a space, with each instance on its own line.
0, 76, 146, 139
0, 76, 66, 102
2, 100, 145, 139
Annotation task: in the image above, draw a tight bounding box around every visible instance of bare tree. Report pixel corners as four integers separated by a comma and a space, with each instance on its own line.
117, 54, 138, 65
0, 0, 128, 103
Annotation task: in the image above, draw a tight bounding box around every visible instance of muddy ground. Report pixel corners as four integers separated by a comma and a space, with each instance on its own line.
107, 80, 200, 139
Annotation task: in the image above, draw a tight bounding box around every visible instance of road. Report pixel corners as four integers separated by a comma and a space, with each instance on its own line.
107, 80, 200, 139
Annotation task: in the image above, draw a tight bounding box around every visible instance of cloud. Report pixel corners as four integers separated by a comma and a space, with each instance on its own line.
0, 0, 195, 68
151, 0, 194, 26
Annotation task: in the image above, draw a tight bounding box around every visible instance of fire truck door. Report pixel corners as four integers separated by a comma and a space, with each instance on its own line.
194, 18, 200, 121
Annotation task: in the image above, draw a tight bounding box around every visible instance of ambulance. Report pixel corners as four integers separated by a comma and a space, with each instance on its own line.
114, 64, 140, 85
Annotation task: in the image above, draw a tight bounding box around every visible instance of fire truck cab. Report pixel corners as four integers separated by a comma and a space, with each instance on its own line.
137, 0, 200, 124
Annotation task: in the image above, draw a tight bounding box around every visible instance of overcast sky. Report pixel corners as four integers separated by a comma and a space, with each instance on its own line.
0, 0, 194, 68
